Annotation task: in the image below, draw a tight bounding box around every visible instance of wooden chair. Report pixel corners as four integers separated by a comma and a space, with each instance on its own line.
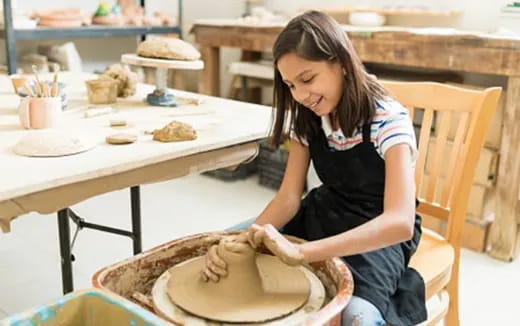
381, 81, 502, 326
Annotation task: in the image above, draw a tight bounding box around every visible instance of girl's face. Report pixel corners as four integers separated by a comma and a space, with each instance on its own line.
277, 52, 344, 117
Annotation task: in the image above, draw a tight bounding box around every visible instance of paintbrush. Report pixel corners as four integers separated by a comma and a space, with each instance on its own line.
31, 65, 43, 97
22, 82, 35, 97
51, 63, 59, 97
42, 82, 50, 97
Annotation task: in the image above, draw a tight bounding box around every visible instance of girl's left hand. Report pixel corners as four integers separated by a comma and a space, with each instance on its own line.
246, 224, 306, 266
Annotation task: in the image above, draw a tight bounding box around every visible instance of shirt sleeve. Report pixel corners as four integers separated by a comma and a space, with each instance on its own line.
375, 101, 418, 163
289, 128, 308, 146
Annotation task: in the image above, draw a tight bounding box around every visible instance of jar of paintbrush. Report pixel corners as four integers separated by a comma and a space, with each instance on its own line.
18, 65, 63, 129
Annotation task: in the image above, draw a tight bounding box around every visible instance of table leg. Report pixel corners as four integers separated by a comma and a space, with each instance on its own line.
57, 208, 74, 294
489, 76, 520, 261
200, 45, 220, 96
131, 186, 142, 255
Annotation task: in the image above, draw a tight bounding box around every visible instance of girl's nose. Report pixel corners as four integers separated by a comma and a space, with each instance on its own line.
292, 87, 310, 106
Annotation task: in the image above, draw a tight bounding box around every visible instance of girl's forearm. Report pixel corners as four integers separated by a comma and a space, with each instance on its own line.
299, 213, 414, 263
255, 193, 301, 229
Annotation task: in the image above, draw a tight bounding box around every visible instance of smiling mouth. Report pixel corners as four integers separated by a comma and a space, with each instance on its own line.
310, 97, 323, 110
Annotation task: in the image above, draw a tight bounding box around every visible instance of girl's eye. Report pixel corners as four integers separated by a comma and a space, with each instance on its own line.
302, 76, 315, 83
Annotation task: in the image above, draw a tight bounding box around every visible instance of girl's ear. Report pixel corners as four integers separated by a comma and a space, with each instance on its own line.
342, 67, 346, 76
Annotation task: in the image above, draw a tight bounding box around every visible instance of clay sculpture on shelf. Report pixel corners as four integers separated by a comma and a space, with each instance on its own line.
92, 2, 125, 26
31, 8, 91, 27
118, 0, 176, 26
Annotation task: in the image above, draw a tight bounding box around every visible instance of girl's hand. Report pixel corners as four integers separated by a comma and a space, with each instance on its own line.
200, 234, 248, 282
200, 226, 306, 282
247, 224, 306, 266
200, 243, 228, 282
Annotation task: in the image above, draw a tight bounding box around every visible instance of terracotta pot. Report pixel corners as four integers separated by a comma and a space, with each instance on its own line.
33, 8, 86, 21
33, 8, 88, 27
38, 18, 83, 28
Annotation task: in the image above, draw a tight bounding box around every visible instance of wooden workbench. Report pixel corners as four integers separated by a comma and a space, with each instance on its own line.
192, 19, 520, 261
0, 72, 271, 292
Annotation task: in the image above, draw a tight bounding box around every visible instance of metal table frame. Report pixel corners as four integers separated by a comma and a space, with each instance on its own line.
57, 186, 143, 294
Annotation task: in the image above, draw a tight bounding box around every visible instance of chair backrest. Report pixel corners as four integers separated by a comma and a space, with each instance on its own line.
381, 81, 501, 246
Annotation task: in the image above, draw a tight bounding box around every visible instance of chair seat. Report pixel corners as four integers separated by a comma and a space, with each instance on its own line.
410, 228, 454, 299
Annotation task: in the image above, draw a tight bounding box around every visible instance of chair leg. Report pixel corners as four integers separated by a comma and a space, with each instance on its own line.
240, 76, 249, 101
445, 250, 461, 326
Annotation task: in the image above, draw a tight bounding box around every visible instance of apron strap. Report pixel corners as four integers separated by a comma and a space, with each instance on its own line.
362, 123, 371, 143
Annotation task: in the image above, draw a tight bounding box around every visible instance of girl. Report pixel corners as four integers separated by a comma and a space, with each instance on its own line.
203, 11, 426, 326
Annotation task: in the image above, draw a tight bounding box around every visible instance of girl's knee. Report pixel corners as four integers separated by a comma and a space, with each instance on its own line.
342, 296, 385, 326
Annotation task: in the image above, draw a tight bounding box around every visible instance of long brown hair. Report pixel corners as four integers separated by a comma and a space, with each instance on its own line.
271, 10, 388, 147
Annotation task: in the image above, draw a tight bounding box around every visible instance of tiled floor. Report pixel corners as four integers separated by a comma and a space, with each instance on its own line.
0, 174, 517, 324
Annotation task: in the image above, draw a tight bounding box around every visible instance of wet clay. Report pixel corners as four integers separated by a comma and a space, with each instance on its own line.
137, 38, 201, 61
106, 133, 137, 145
13, 130, 95, 157
166, 236, 311, 323
152, 120, 197, 142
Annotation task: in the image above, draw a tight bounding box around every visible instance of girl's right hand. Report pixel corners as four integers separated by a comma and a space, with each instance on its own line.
247, 224, 305, 266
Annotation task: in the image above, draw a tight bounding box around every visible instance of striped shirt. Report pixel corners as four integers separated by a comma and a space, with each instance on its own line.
297, 99, 418, 162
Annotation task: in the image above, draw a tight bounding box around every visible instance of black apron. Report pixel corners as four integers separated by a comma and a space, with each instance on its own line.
283, 123, 427, 325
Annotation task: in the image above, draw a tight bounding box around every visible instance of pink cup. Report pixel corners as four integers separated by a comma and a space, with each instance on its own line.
18, 97, 62, 129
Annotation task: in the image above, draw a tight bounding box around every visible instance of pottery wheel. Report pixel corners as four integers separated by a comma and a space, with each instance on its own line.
152, 255, 326, 325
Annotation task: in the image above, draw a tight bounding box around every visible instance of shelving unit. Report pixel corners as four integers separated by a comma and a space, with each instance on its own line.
1, 0, 183, 74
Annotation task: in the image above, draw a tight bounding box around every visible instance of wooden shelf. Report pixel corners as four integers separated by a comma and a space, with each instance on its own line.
0, 25, 181, 40
1, 0, 184, 74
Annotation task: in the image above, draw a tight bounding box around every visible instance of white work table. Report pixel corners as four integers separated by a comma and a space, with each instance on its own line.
0, 72, 271, 293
